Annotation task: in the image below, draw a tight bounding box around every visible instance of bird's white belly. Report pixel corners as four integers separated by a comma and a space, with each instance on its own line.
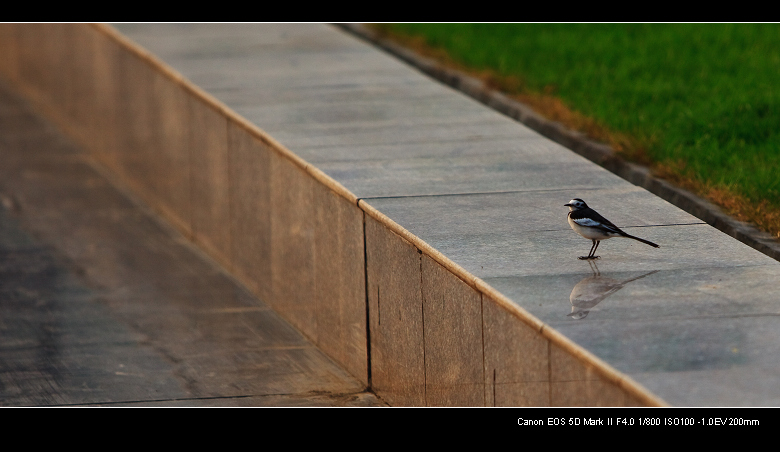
568, 216, 616, 240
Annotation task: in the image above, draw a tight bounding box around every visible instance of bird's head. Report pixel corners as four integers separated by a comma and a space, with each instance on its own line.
564, 198, 588, 211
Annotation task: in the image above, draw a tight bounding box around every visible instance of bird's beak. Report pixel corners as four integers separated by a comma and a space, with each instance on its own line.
564, 203, 572, 207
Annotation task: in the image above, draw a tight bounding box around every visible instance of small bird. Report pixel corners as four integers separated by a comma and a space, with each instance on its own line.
564, 198, 659, 260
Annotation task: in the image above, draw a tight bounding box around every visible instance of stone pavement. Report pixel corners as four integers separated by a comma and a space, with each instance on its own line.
110, 23, 780, 406
0, 83, 384, 407
3, 23, 780, 406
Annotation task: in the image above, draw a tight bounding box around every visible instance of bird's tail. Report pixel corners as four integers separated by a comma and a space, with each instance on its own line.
623, 233, 659, 248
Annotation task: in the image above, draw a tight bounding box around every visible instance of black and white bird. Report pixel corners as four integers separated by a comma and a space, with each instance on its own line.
565, 198, 659, 260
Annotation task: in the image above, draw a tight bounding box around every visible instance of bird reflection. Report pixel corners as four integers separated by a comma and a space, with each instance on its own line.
568, 261, 658, 319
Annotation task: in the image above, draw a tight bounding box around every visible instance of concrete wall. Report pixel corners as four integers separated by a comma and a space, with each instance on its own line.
0, 23, 664, 406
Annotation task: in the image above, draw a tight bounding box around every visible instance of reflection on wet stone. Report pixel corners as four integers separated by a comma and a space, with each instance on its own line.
568, 261, 659, 320
477, 236, 780, 404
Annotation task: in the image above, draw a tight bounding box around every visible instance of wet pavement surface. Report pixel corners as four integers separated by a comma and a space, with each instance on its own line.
0, 84, 384, 406
111, 24, 780, 406
5, 23, 780, 406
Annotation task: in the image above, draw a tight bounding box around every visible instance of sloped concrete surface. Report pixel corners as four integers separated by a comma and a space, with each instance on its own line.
0, 83, 384, 407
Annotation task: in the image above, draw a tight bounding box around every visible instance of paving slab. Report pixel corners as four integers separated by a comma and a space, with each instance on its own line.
108, 23, 780, 406
0, 83, 384, 407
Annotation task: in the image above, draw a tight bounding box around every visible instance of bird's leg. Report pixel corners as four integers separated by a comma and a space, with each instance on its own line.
591, 240, 601, 259
579, 239, 600, 260
578, 240, 596, 260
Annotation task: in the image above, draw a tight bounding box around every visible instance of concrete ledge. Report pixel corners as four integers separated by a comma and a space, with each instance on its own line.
339, 23, 780, 263
0, 23, 665, 406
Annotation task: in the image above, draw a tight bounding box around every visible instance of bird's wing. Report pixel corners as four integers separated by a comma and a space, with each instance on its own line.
572, 211, 625, 235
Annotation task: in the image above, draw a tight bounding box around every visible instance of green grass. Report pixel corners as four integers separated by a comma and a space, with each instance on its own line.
376, 24, 780, 235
